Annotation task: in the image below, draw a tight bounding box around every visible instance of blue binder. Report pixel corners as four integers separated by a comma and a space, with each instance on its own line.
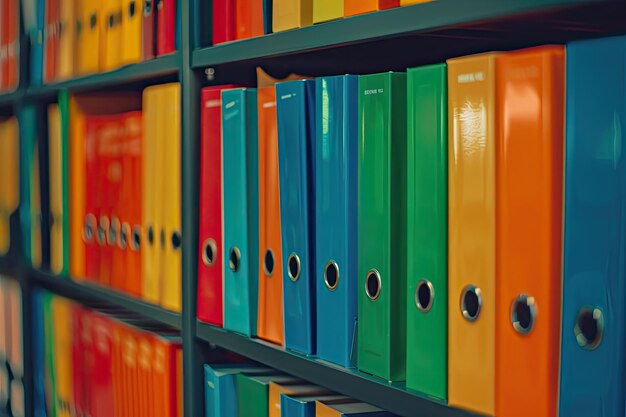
32, 290, 47, 417
281, 394, 349, 417
276, 79, 316, 355
204, 364, 271, 417
18, 105, 38, 266
222, 88, 260, 337
21, 0, 44, 86
314, 75, 358, 368
559, 35, 626, 417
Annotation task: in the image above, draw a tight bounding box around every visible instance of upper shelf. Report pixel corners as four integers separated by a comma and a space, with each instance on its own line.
192, 0, 623, 71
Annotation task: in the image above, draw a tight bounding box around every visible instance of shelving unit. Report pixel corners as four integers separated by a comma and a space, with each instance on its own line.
2, 1, 625, 416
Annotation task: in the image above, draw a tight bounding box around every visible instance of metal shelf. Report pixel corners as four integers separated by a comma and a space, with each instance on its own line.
25, 267, 182, 330
196, 321, 481, 417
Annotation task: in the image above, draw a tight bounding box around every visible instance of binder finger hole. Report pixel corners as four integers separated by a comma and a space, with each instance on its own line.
415, 280, 434, 313
201, 238, 217, 267
460, 285, 482, 322
97, 217, 110, 246
131, 226, 141, 251
575, 307, 604, 350
147, 225, 154, 246
89, 13, 97, 30
144, 0, 152, 15
288, 253, 301, 282
129, 0, 136, 17
109, 218, 120, 246
365, 269, 381, 301
171, 231, 182, 250
119, 223, 130, 250
83, 214, 96, 243
511, 294, 537, 334
264, 249, 275, 276
324, 261, 339, 290
229, 247, 241, 272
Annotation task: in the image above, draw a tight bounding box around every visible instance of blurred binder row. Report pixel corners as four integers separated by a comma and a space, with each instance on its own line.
0, 276, 23, 417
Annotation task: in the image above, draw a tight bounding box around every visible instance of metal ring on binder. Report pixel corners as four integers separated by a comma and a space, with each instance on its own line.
147, 225, 154, 246
201, 238, 217, 267
460, 285, 482, 322
119, 223, 130, 250
97, 216, 110, 246
574, 306, 604, 350
131, 225, 141, 251
365, 269, 381, 301
510, 294, 537, 334
229, 247, 241, 272
263, 249, 275, 276
109, 217, 120, 246
287, 253, 301, 282
83, 214, 96, 243
415, 280, 435, 313
324, 260, 339, 291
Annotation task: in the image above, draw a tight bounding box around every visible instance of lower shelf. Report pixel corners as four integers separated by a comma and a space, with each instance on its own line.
196, 321, 481, 417
25, 266, 182, 330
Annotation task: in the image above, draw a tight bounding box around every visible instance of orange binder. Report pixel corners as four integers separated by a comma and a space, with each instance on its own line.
44, 0, 60, 83
235, 0, 264, 40
138, 334, 154, 417
152, 335, 179, 417
256, 78, 284, 345
272, 0, 313, 32
447, 52, 499, 416
344, 0, 398, 16
495, 46, 564, 417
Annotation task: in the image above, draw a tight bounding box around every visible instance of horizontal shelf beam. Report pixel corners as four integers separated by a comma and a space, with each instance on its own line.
196, 322, 481, 417
192, 0, 607, 68
26, 267, 182, 330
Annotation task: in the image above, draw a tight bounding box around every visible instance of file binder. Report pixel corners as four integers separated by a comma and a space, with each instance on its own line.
257, 80, 285, 345
57, 0, 75, 80
0, 116, 19, 257
3, 0, 18, 90
559, 35, 626, 417
43, 0, 59, 82
197, 85, 234, 326
84, 116, 103, 280
357, 71, 407, 381
447, 52, 498, 415
276, 79, 316, 355
32, 291, 47, 417
495, 46, 564, 417
213, 0, 235, 44
236, 373, 301, 417
280, 394, 348, 417
142, 0, 156, 59
79, 0, 101, 74
273, 0, 312, 32
344, 0, 397, 17
222, 88, 260, 337
314, 75, 358, 368
269, 383, 330, 417
121, 0, 143, 64
22, 0, 45, 85
312, 0, 342, 23
48, 103, 65, 275
103, 0, 122, 70
91, 313, 114, 417
315, 401, 393, 417
52, 297, 73, 417
235, 0, 264, 39
405, 64, 447, 399
204, 364, 272, 417
156, 0, 175, 55
160, 83, 182, 312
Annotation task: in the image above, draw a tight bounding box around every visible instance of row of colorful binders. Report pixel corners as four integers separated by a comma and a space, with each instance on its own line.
196, 35, 626, 417
204, 0, 428, 45
12, 83, 182, 313
0, 276, 23, 417
0, 0, 19, 92
204, 363, 395, 417
32, 292, 183, 417
20, 0, 177, 85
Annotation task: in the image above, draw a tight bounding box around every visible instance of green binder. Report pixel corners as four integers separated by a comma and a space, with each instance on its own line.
43, 292, 57, 417
405, 64, 448, 399
357, 71, 407, 382
58, 91, 71, 276
236, 374, 301, 417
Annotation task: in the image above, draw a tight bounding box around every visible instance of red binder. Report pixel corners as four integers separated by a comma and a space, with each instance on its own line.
71, 306, 88, 417
110, 115, 128, 292
212, 0, 235, 44
2, 0, 18, 90
197, 85, 235, 326
84, 116, 103, 281
91, 313, 114, 417
44, 0, 60, 83
156, 0, 175, 55
122, 111, 143, 297
142, 0, 156, 59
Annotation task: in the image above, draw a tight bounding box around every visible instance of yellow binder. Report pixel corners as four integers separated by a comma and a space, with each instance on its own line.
79, 0, 101, 75
57, 0, 75, 80
273, 0, 313, 32
312, 0, 342, 23
0, 117, 19, 256
400, 0, 431, 5
51, 297, 73, 417
160, 83, 181, 312
120, 0, 143, 65
142, 85, 161, 304
31, 145, 43, 268
48, 104, 65, 274
102, 0, 122, 71
447, 52, 498, 416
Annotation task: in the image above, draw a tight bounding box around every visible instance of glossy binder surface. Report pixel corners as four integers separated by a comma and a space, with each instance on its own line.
142, 0, 156, 59
204, 364, 269, 417
357, 72, 407, 382
276, 79, 316, 355
156, 0, 175, 55
559, 35, 626, 417
273, 0, 312, 32
257, 84, 285, 345
268, 384, 330, 417
314, 75, 358, 368
213, 0, 235, 44
495, 46, 564, 417
235, 0, 264, 39
121, 0, 143, 64
197, 86, 232, 326
236, 374, 300, 417
447, 53, 497, 415
312, 0, 343, 23
405, 63, 447, 399
0, 117, 19, 256
222, 88, 260, 337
